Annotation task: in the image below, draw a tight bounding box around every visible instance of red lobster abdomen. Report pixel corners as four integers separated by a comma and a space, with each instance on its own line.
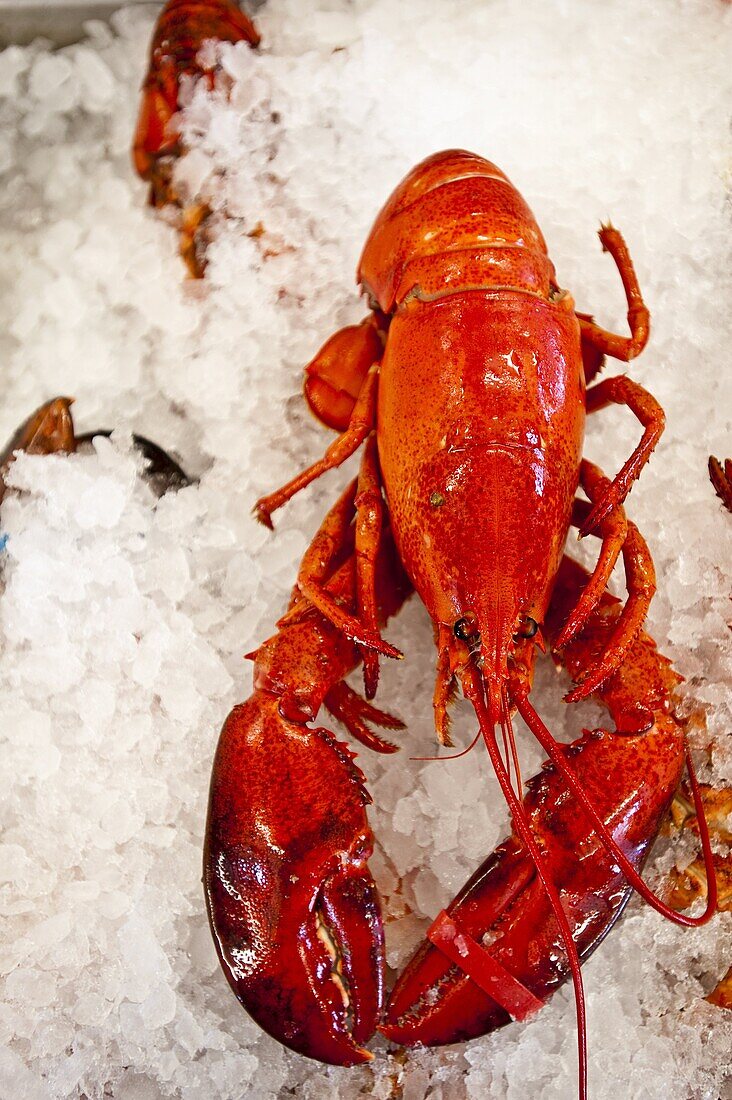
359, 150, 554, 310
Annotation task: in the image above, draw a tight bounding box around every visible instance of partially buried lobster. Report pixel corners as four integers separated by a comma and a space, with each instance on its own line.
133, 0, 260, 277
0, 397, 191, 501
204, 151, 719, 1096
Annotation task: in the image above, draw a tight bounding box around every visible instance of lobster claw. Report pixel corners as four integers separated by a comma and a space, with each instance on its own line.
382, 715, 685, 1047
204, 691, 384, 1065
382, 557, 689, 1050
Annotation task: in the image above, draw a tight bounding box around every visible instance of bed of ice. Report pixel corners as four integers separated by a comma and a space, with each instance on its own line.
0, 1, 731, 1097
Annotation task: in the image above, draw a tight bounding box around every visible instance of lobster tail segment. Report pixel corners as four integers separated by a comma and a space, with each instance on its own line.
358, 149, 554, 312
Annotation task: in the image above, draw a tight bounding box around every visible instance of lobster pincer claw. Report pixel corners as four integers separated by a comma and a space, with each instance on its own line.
382, 722, 685, 1048
204, 691, 385, 1065
382, 556, 688, 1050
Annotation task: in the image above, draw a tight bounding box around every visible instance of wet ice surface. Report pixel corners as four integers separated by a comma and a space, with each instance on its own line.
1, 0, 731, 1097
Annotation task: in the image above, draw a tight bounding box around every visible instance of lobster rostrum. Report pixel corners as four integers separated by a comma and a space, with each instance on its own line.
205, 151, 718, 1094
133, 0, 260, 277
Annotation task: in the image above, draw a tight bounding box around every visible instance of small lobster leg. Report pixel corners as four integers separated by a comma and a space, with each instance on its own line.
254, 365, 378, 528
574, 225, 662, 535
555, 458, 628, 648
381, 556, 687, 1048
579, 376, 666, 536
355, 434, 386, 697
565, 513, 655, 702
205, 520, 411, 1066
282, 461, 400, 661
578, 225, 650, 363
256, 310, 389, 527
557, 459, 657, 700
433, 623, 459, 747
709, 456, 732, 514
276, 480, 358, 632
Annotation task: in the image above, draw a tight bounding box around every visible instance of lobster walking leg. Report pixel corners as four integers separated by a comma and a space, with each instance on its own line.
577, 225, 650, 362
556, 459, 628, 648
254, 366, 379, 530
565, 516, 656, 702
554, 458, 655, 698
380, 555, 687, 1048
292, 480, 400, 661
355, 435, 385, 697
709, 456, 732, 512
580, 375, 666, 535
433, 623, 459, 746
559, 463, 657, 700
282, 435, 395, 665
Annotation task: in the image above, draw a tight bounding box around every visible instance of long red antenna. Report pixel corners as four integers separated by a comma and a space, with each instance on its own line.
462, 668, 588, 1100
411, 728, 482, 762
515, 689, 718, 926
500, 683, 523, 797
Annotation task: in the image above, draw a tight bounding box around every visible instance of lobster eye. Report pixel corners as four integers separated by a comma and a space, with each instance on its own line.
514, 616, 539, 640
453, 615, 479, 643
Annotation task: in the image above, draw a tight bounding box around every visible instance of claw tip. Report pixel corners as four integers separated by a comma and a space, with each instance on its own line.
253, 504, 274, 530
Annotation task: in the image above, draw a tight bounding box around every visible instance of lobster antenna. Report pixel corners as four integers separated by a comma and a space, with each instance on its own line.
500, 683, 523, 798
411, 728, 482, 762
498, 702, 514, 791
514, 690, 718, 927
462, 668, 588, 1100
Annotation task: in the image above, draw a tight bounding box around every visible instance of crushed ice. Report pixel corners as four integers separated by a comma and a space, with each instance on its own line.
0, 1, 731, 1098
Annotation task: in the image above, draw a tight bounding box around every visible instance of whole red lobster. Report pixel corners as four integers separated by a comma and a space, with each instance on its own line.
132, 0, 260, 276
205, 151, 718, 1096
